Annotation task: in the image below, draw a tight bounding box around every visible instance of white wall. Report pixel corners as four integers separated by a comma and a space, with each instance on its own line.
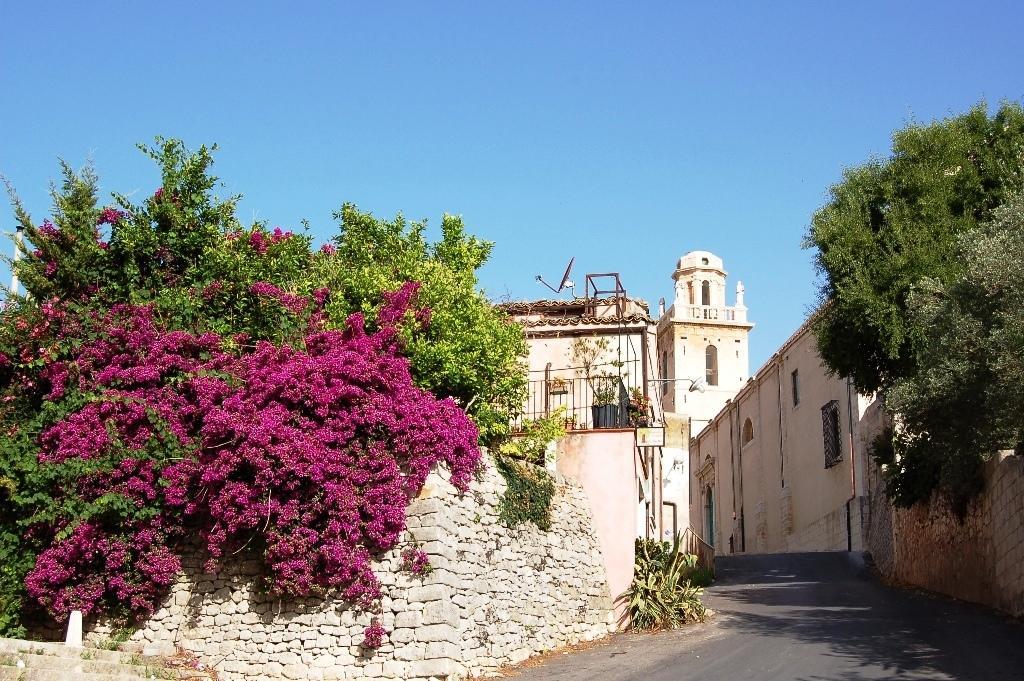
689, 322, 879, 555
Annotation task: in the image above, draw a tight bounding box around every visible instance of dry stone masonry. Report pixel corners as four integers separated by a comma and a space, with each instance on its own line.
98, 455, 615, 680
865, 451, 1024, 618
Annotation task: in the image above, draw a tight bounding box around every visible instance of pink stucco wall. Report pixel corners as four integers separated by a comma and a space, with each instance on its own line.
555, 429, 638, 623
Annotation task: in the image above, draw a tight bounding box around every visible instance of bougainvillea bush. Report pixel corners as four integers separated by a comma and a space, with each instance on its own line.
0, 139, 514, 637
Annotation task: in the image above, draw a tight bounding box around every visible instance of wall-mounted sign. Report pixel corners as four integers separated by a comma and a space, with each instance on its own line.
635, 426, 665, 448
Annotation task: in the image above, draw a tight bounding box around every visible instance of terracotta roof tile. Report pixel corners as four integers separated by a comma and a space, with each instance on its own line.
517, 314, 652, 328
496, 297, 650, 315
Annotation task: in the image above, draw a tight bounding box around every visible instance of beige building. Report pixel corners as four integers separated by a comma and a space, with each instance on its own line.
497, 255, 755, 575
498, 285, 663, 610
498, 293, 653, 432
655, 251, 754, 539
688, 318, 880, 554
686, 312, 1024, 624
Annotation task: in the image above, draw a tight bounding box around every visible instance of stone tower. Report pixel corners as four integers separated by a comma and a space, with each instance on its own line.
656, 250, 753, 430
655, 251, 753, 537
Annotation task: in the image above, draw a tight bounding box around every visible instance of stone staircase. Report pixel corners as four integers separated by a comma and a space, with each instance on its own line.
0, 638, 207, 680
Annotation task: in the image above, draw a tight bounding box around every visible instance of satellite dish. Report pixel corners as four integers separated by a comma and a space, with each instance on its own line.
535, 257, 576, 294
689, 376, 707, 393
557, 257, 575, 291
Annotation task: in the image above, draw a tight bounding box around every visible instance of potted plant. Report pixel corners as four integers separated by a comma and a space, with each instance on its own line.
591, 373, 621, 428
548, 376, 569, 395
570, 338, 627, 429
628, 387, 652, 427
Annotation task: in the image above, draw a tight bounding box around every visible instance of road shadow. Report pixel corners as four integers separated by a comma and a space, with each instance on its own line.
708, 552, 1024, 680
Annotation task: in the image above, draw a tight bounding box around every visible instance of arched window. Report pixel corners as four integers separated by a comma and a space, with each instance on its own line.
701, 280, 711, 306
705, 345, 718, 386
742, 418, 754, 445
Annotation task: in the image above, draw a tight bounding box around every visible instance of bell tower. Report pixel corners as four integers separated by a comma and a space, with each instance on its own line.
657, 250, 753, 431
656, 250, 753, 538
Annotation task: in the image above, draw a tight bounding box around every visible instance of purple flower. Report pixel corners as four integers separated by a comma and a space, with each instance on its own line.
249, 281, 281, 297
271, 227, 294, 243
400, 547, 432, 575
23, 285, 480, 623
203, 281, 224, 299
249, 231, 268, 254
97, 207, 126, 225
362, 621, 386, 649
38, 220, 59, 239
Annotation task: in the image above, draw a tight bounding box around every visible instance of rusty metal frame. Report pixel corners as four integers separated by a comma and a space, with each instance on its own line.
584, 272, 627, 317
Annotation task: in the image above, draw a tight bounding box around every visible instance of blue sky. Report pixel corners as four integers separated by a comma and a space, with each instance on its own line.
1, 1, 1022, 369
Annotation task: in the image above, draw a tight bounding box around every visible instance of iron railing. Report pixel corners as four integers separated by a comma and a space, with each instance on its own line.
512, 359, 644, 431
681, 527, 715, 576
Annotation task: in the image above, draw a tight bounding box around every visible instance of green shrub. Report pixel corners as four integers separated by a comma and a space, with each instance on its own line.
0, 138, 521, 635
493, 409, 565, 530
316, 204, 528, 444
498, 407, 566, 466
494, 455, 555, 531
618, 536, 708, 629
687, 566, 715, 588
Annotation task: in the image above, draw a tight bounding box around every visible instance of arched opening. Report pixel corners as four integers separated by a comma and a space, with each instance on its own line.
742, 417, 754, 445
704, 486, 715, 549
705, 345, 718, 386
701, 280, 711, 306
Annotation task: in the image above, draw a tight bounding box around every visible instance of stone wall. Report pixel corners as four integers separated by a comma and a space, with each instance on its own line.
864, 452, 1024, 617
101, 455, 615, 680
781, 497, 866, 553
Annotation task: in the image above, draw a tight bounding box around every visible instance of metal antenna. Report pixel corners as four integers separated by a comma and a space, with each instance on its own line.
535, 257, 575, 294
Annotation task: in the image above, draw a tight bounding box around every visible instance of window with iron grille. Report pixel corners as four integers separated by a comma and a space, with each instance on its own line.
821, 400, 842, 468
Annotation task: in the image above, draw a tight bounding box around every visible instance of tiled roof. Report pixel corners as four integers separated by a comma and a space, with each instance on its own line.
496, 297, 651, 315
497, 298, 597, 313
518, 314, 652, 328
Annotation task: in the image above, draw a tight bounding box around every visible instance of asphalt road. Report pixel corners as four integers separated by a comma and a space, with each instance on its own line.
510, 552, 1024, 681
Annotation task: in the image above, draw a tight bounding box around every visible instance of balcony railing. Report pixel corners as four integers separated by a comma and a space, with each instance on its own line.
677, 305, 746, 322
512, 360, 645, 432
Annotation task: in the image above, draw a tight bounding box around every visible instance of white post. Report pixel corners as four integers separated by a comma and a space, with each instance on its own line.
9, 226, 24, 295
65, 610, 83, 647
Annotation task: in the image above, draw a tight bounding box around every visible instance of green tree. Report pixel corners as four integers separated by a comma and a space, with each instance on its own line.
879, 192, 1024, 510
313, 204, 527, 444
7, 138, 314, 343
0, 138, 527, 635
5, 139, 525, 441
806, 102, 1024, 394
6, 163, 111, 302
